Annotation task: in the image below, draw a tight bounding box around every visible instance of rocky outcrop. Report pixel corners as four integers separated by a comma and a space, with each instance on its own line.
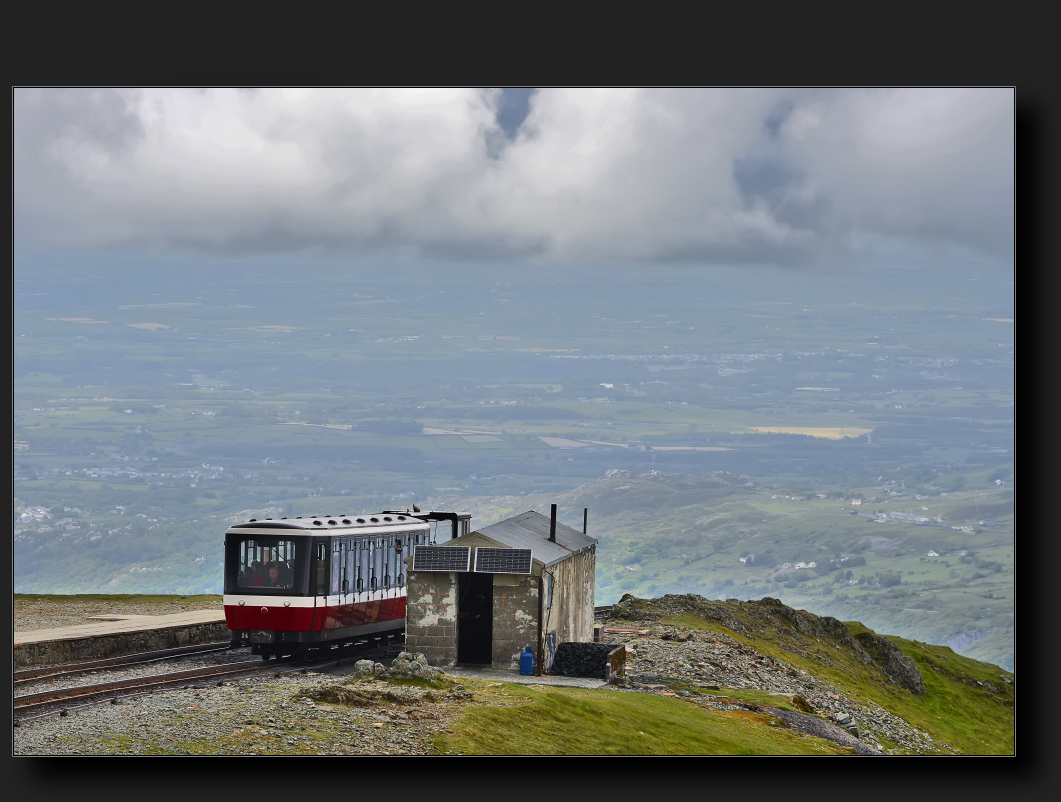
612, 594, 926, 692
855, 633, 925, 695
769, 708, 883, 756
612, 593, 751, 637
743, 598, 876, 667
299, 675, 447, 708
352, 652, 444, 681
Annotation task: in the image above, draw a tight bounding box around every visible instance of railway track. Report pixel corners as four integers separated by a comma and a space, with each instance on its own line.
14, 660, 265, 714
13, 642, 234, 687
14, 633, 406, 726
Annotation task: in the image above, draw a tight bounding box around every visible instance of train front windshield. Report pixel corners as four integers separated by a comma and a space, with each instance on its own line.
224, 535, 310, 595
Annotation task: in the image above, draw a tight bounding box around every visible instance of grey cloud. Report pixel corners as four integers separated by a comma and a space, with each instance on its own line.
13, 88, 1013, 268
762, 100, 793, 140
496, 88, 536, 138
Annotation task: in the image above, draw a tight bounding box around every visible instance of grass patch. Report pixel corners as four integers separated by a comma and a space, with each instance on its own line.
434, 682, 853, 755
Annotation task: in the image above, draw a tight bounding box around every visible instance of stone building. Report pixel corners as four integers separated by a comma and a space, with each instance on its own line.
404, 507, 596, 672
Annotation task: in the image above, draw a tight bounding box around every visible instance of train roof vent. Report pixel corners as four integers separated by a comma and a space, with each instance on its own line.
384, 516, 393, 522
296, 516, 302, 519
249, 518, 256, 522
281, 517, 288, 520
398, 515, 406, 520
370, 517, 379, 523
266, 518, 272, 520
357, 518, 366, 523
342, 519, 351, 524
328, 520, 337, 525
313, 520, 322, 525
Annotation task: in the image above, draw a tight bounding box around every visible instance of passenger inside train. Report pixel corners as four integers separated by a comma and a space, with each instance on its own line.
234, 538, 297, 590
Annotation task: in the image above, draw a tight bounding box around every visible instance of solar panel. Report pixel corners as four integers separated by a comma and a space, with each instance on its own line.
411, 545, 471, 572
474, 547, 533, 575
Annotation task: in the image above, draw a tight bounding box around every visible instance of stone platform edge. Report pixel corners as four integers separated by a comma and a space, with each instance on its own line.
13, 621, 232, 669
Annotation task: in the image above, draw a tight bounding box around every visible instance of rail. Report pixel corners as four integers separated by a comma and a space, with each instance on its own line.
14, 660, 265, 712
13, 642, 233, 686
13, 634, 407, 726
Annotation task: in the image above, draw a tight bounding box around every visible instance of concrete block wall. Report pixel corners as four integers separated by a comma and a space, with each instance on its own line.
491, 574, 539, 670
14, 621, 230, 669
404, 571, 458, 667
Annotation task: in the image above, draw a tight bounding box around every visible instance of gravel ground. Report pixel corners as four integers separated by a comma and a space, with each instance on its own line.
14, 664, 478, 756
15, 598, 223, 632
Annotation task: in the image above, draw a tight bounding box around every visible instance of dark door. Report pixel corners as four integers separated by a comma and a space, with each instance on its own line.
458, 572, 493, 665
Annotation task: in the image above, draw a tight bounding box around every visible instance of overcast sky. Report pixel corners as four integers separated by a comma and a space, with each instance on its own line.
13, 88, 1014, 270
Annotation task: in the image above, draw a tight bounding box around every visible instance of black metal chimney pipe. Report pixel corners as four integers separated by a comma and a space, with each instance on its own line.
549, 504, 557, 542
583, 507, 588, 534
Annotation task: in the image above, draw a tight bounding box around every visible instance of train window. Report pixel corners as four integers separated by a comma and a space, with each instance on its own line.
344, 540, 355, 595
383, 538, 392, 590
233, 537, 298, 591
368, 540, 377, 592
354, 538, 363, 593
339, 539, 348, 594
315, 541, 328, 595
331, 539, 341, 594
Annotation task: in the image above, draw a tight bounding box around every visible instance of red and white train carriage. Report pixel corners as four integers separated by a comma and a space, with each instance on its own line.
223, 510, 470, 659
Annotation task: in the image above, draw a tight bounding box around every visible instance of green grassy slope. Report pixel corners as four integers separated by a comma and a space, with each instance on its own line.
622, 596, 1015, 755
434, 682, 853, 755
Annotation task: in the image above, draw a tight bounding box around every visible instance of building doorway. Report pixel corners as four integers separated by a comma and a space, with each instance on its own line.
458, 572, 493, 664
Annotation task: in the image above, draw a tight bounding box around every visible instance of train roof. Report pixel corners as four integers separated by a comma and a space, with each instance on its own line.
226, 512, 430, 534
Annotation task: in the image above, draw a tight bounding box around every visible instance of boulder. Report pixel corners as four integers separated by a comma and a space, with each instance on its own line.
353, 659, 375, 678
660, 629, 694, 642
389, 652, 444, 680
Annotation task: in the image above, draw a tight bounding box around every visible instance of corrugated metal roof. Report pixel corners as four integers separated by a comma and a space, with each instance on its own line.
470, 511, 596, 567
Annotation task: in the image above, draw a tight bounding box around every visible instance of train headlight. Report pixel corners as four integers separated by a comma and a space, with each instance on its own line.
261, 607, 269, 614
284, 600, 291, 607
238, 599, 245, 606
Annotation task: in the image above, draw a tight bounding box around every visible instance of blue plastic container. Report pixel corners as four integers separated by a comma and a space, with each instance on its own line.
520, 646, 536, 675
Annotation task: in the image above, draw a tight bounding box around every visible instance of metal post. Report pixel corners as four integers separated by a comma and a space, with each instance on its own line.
536, 572, 544, 677
583, 508, 588, 535
549, 504, 557, 542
